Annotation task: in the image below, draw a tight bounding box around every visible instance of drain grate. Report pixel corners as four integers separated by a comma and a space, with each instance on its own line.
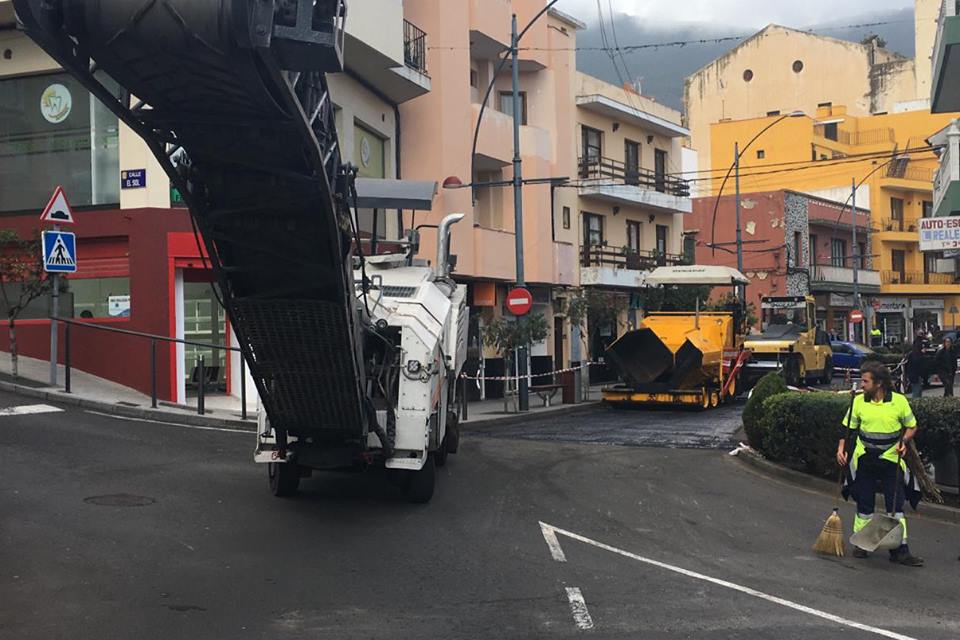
84, 494, 157, 507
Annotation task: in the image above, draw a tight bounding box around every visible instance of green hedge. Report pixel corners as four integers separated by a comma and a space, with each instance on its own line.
755, 392, 960, 478
863, 352, 903, 367
742, 372, 788, 450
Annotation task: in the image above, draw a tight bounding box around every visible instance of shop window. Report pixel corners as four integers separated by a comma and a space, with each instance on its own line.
69, 277, 130, 318
0, 72, 121, 212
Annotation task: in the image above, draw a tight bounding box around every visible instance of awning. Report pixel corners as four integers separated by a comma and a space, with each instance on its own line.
354, 178, 437, 210
646, 265, 749, 286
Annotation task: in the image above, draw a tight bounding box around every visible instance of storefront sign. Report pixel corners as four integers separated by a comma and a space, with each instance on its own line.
40, 83, 72, 124
108, 295, 131, 318
875, 297, 909, 313
918, 216, 960, 252
911, 299, 945, 310
121, 169, 146, 189
829, 293, 854, 307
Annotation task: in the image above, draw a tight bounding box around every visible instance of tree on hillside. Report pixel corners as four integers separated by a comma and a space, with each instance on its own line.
0, 230, 53, 377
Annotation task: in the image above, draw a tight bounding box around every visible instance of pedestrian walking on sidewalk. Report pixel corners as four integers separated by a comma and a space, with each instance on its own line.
836, 361, 924, 566
934, 337, 957, 397
904, 341, 925, 399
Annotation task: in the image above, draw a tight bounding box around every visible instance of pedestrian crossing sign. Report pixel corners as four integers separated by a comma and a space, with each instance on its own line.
42, 230, 77, 273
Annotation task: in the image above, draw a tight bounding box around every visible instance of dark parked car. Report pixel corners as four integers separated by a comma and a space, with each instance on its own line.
829, 341, 874, 372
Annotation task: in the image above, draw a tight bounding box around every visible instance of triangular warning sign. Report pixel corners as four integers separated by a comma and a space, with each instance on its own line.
40, 186, 75, 224
47, 234, 76, 267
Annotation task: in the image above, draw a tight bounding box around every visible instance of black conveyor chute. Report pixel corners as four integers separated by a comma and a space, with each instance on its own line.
14, 0, 366, 440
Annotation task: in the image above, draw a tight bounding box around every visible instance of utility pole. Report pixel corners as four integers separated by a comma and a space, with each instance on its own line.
851, 178, 861, 343
734, 142, 744, 300
510, 13, 529, 412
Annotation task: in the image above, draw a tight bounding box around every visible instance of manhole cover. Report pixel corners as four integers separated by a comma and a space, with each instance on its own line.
84, 494, 157, 507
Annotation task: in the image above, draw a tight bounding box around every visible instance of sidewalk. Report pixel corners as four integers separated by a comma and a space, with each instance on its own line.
0, 351, 255, 429
0, 350, 605, 430
459, 385, 603, 427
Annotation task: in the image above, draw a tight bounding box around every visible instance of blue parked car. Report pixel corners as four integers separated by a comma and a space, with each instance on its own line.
830, 341, 874, 372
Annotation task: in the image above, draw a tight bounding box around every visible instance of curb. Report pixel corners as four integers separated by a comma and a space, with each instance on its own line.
733, 447, 960, 526
461, 401, 601, 429
0, 379, 257, 431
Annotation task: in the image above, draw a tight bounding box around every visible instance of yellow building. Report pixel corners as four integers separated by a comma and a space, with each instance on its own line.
708, 105, 960, 341
684, 0, 942, 187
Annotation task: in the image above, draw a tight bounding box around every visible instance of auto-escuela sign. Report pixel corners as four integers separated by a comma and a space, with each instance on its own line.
918, 216, 960, 252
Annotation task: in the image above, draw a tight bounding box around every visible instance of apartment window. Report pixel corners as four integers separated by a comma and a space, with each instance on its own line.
857, 242, 866, 270
626, 220, 642, 253
793, 231, 803, 268
831, 238, 846, 267
890, 197, 904, 231
924, 251, 940, 279
922, 200, 934, 218
756, 149, 766, 159
766, 110, 781, 117
583, 212, 604, 247
470, 69, 478, 89
0, 72, 121, 212
656, 225, 669, 260
809, 234, 818, 265
476, 170, 503, 229
654, 149, 667, 193
892, 249, 906, 281
562, 206, 571, 230
823, 122, 838, 141
580, 126, 602, 179
624, 140, 641, 186
498, 91, 527, 125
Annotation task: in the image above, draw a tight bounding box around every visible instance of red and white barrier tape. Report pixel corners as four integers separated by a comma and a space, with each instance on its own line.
459, 362, 604, 382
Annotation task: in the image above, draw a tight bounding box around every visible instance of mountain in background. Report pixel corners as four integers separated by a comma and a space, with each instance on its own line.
575, 8, 916, 112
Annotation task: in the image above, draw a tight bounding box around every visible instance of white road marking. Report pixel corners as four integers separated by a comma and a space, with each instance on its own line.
538, 522, 920, 640
84, 410, 252, 434
0, 404, 64, 416
540, 521, 567, 562
565, 587, 595, 630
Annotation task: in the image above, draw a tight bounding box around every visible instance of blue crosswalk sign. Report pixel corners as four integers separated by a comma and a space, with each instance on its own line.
42, 231, 77, 273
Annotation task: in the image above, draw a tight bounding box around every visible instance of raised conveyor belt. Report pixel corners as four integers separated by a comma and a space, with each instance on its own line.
14, 0, 366, 440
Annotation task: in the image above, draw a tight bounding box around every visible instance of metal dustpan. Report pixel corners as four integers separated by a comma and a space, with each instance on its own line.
849, 514, 903, 552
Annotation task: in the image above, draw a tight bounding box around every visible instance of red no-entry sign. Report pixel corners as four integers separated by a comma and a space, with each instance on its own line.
505, 287, 533, 316
849, 309, 864, 324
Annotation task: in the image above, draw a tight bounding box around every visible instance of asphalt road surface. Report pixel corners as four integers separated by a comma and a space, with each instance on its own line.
2, 391, 958, 639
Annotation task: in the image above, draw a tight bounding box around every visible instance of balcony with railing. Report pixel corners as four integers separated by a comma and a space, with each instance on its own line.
809, 265, 881, 293
813, 126, 895, 147
577, 156, 692, 213
880, 159, 937, 193
933, 0, 960, 113
882, 270, 960, 287
403, 19, 428, 75
874, 217, 919, 240
580, 245, 686, 288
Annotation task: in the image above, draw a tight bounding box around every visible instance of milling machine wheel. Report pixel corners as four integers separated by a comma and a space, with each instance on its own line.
268, 462, 300, 497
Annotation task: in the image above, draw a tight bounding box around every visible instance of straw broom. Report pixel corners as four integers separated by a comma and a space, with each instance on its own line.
813, 388, 857, 557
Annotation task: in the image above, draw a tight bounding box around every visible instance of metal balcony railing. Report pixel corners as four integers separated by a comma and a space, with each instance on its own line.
813, 126, 895, 146
886, 161, 935, 183
578, 155, 691, 197
580, 245, 686, 270
882, 270, 959, 285
403, 19, 427, 74
876, 217, 917, 233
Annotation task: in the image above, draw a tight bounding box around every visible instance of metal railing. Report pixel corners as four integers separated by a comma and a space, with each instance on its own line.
52, 316, 248, 418
403, 19, 428, 74
876, 217, 917, 232
881, 271, 959, 285
813, 126, 895, 146
886, 164, 936, 183
578, 155, 691, 197
580, 245, 686, 270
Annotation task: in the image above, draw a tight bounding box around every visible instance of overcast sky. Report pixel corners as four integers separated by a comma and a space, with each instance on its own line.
554, 0, 913, 30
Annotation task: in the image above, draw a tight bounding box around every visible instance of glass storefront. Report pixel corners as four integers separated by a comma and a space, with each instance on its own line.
0, 72, 121, 212
69, 277, 130, 318
183, 281, 227, 390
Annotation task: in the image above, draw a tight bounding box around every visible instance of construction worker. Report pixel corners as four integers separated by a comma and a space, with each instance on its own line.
870, 326, 882, 348
836, 360, 924, 566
